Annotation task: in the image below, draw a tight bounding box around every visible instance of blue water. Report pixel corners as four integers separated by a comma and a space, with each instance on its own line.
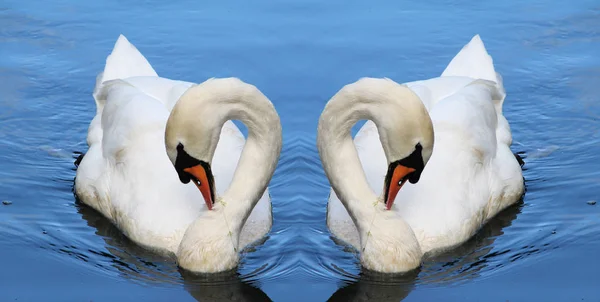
1, 0, 599, 301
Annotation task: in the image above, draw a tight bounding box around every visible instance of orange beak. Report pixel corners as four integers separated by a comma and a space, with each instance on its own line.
184, 165, 214, 210
384, 165, 416, 210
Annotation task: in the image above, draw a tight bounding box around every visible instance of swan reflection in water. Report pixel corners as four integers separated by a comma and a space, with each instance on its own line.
328, 199, 523, 302
74, 196, 272, 302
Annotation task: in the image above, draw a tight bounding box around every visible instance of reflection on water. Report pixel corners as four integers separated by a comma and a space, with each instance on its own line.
328, 270, 418, 302
181, 270, 272, 302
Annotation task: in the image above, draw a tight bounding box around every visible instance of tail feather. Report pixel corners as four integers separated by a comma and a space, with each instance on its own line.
101, 35, 157, 82
93, 35, 157, 111
443, 35, 506, 108
444, 35, 512, 147
441, 35, 498, 83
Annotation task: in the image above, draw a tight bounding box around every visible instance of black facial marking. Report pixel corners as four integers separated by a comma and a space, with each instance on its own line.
174, 143, 215, 204
383, 143, 425, 204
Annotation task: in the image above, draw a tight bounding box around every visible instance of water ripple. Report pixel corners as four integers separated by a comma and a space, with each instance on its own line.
1, 0, 600, 300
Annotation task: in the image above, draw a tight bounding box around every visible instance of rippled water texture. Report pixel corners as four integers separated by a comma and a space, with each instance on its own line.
1, 0, 599, 301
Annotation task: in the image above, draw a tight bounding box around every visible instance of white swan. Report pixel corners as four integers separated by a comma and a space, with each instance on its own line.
74, 35, 282, 273
318, 35, 524, 273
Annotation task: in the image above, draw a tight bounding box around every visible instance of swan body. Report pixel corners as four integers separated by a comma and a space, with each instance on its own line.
75, 35, 281, 273
320, 35, 524, 272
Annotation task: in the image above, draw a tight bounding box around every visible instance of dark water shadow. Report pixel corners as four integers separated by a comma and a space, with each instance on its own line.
73, 196, 272, 302
180, 269, 272, 302
327, 269, 419, 302
327, 198, 524, 302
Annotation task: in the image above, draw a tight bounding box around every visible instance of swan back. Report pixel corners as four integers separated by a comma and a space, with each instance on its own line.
394, 36, 523, 250
440, 34, 508, 133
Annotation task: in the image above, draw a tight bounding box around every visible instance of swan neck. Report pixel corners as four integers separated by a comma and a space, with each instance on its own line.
317, 78, 428, 229
317, 78, 428, 271
217, 88, 282, 233
169, 78, 281, 233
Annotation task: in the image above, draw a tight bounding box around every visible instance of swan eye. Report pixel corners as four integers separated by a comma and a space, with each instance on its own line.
194, 178, 201, 186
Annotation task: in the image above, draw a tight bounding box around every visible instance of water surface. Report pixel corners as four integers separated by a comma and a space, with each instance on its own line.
1, 0, 599, 301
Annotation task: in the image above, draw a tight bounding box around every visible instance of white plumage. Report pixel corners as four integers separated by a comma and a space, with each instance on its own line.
320, 35, 524, 272
75, 35, 281, 273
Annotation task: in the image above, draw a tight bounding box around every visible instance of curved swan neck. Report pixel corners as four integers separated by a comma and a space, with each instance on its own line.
167, 78, 282, 231
222, 111, 281, 233
318, 78, 430, 272
211, 85, 281, 214
318, 78, 430, 226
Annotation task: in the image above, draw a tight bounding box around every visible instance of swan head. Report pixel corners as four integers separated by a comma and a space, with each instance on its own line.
383, 141, 432, 210
165, 83, 223, 211
172, 143, 216, 210
377, 85, 434, 210
318, 78, 434, 211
